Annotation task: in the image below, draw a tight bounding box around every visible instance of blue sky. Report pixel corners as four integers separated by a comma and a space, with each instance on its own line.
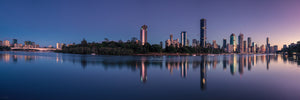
0, 0, 300, 48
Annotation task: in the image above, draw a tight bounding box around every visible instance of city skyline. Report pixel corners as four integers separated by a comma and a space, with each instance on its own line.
1, 0, 300, 49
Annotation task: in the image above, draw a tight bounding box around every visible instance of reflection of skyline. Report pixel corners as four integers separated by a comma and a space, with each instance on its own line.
2, 52, 299, 87
200, 56, 207, 91
138, 57, 147, 83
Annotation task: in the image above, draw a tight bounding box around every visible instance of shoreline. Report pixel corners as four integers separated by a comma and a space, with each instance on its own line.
1, 50, 278, 56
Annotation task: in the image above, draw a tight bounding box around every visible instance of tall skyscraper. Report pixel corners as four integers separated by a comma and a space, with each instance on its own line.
200, 18, 207, 48
266, 37, 270, 53
140, 25, 148, 45
247, 37, 251, 53
222, 39, 227, 49
181, 31, 187, 46
243, 41, 247, 53
238, 33, 244, 53
0, 41, 2, 46
230, 33, 236, 52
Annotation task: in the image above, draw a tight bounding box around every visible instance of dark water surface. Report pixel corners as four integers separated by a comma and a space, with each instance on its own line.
0, 51, 300, 100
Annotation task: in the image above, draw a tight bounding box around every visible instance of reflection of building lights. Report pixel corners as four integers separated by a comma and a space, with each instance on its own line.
181, 60, 188, 78
56, 57, 59, 63
139, 57, 147, 83
4, 54, 10, 62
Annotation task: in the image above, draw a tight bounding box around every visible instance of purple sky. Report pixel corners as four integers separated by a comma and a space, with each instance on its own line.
0, 0, 299, 48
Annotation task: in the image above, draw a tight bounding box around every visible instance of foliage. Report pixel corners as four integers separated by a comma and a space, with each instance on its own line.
60, 38, 224, 55
0, 46, 11, 51
281, 43, 300, 55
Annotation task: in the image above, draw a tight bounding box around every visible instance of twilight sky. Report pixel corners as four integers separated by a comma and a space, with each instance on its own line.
0, 0, 300, 48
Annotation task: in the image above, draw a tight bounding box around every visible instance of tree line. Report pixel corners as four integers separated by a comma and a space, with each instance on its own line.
281, 43, 300, 55
0, 46, 11, 51
59, 38, 224, 55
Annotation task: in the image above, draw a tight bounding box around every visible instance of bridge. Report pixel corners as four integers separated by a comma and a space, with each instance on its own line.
11, 47, 60, 51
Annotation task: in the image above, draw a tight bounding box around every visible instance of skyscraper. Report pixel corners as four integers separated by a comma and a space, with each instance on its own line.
181, 31, 187, 46
56, 43, 61, 49
274, 45, 278, 53
140, 25, 148, 45
212, 40, 218, 49
252, 42, 256, 53
238, 33, 244, 53
247, 37, 251, 53
200, 18, 207, 48
243, 41, 247, 53
192, 39, 197, 47
222, 39, 227, 49
3, 40, 10, 47
12, 39, 17, 44
230, 33, 236, 52
266, 37, 270, 53
170, 34, 173, 42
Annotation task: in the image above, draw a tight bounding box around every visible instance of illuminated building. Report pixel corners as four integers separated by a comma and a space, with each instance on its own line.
247, 37, 251, 53
212, 40, 218, 49
140, 25, 148, 45
181, 31, 187, 46
3, 40, 10, 47
266, 37, 270, 53
230, 33, 236, 52
243, 41, 247, 53
238, 33, 244, 53
222, 39, 227, 50
200, 18, 207, 48
12, 39, 17, 45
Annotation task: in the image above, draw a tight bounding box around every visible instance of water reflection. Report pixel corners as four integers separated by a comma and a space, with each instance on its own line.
1, 52, 300, 90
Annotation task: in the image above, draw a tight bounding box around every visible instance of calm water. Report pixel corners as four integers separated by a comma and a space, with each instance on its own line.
0, 51, 300, 100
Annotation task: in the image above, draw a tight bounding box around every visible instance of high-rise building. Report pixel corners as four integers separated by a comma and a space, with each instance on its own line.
0, 41, 2, 46
181, 31, 187, 46
283, 45, 287, 49
12, 39, 17, 45
3, 40, 10, 47
247, 37, 251, 53
56, 43, 61, 49
166, 34, 180, 48
252, 42, 256, 53
222, 39, 227, 49
238, 33, 244, 53
230, 33, 236, 52
200, 18, 207, 48
255, 44, 258, 53
212, 40, 218, 49
243, 41, 247, 53
274, 45, 278, 53
170, 34, 173, 42
192, 39, 198, 47
266, 37, 270, 53
25, 41, 32, 45
260, 45, 265, 53
165, 39, 171, 48
140, 25, 148, 45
